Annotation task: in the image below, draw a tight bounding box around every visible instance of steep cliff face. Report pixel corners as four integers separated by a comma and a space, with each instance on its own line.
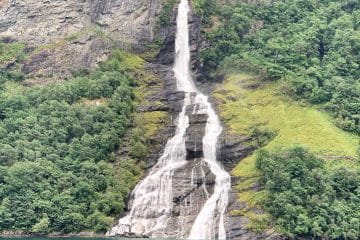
0, 0, 166, 82
0, 0, 162, 47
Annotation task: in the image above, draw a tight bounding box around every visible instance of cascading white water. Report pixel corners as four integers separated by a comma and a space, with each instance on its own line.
187, 93, 231, 240
108, 0, 231, 238
106, 91, 191, 237
176, 0, 231, 238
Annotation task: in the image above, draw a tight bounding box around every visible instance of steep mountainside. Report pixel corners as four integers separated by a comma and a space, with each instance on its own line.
0, 0, 165, 82
195, 0, 360, 239
0, 0, 359, 239
0, 0, 160, 47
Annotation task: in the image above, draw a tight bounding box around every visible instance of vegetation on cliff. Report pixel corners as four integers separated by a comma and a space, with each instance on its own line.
0, 44, 148, 234
199, 0, 360, 238
200, 0, 360, 134
159, 0, 177, 26
214, 74, 359, 236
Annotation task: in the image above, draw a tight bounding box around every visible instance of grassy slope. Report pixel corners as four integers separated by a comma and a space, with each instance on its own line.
213, 73, 360, 231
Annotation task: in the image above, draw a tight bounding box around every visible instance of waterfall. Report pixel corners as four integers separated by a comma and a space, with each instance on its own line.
107, 0, 231, 238
187, 93, 231, 240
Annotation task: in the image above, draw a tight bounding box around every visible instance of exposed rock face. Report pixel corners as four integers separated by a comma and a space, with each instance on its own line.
166, 158, 216, 238
0, 0, 168, 81
0, 0, 162, 48
21, 34, 111, 83
225, 187, 283, 240
218, 134, 257, 171
185, 101, 207, 160
156, 0, 200, 69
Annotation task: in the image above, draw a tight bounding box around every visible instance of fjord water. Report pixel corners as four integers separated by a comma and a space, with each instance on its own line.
108, 0, 231, 238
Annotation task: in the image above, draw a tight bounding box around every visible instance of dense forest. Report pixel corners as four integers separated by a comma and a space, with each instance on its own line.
0, 44, 143, 233
256, 147, 360, 239
197, 0, 360, 134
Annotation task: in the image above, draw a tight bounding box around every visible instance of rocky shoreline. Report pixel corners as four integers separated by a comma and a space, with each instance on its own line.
0, 231, 104, 238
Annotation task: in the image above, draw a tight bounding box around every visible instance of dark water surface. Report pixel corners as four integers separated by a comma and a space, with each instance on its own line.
0, 238, 112, 240
0, 238, 182, 240
0, 238, 155, 240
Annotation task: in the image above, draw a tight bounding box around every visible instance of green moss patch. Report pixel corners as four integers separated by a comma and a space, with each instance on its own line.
213, 73, 360, 231
0, 39, 26, 64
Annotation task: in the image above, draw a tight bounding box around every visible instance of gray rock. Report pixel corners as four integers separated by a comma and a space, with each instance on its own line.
0, 0, 169, 80
164, 158, 216, 238
218, 134, 257, 171
0, 0, 164, 49
185, 110, 207, 160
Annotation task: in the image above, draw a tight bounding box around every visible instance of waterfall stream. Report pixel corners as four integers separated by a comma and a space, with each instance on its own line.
107, 0, 231, 238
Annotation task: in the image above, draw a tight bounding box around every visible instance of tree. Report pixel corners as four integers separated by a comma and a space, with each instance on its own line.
32, 214, 50, 234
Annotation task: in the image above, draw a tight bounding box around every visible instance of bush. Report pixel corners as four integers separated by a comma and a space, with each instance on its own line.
130, 141, 148, 160
32, 214, 50, 234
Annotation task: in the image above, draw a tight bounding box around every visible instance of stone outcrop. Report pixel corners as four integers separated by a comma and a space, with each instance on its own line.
218, 134, 258, 171
0, 0, 163, 49
0, 0, 169, 81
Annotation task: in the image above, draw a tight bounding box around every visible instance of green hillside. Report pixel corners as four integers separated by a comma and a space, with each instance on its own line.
198, 1, 360, 237
214, 73, 360, 237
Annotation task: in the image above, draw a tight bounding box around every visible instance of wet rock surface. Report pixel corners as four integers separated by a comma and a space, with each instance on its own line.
185, 106, 207, 160
165, 159, 216, 238
140, 63, 182, 169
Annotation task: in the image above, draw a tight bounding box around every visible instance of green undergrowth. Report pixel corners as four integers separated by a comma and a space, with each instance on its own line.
0, 40, 26, 65
201, 0, 360, 134
0, 38, 27, 84
214, 73, 360, 232
97, 50, 169, 163
0, 29, 168, 234
256, 147, 360, 239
